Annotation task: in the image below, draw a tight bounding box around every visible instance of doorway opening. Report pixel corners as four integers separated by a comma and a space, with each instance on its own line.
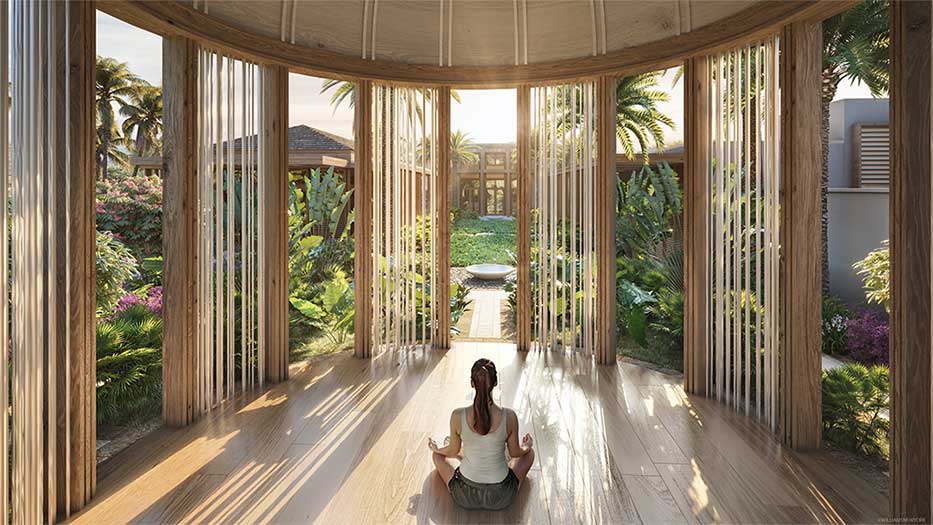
449, 89, 517, 342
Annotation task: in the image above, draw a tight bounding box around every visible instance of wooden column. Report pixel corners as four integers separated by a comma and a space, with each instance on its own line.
683, 56, 709, 396
59, 0, 97, 513
779, 21, 822, 450
263, 66, 289, 382
890, 1, 932, 520
436, 87, 452, 349
515, 85, 532, 352
596, 75, 617, 365
161, 36, 199, 428
354, 80, 373, 358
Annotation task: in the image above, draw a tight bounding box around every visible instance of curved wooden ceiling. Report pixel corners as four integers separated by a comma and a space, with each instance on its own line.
99, 1, 852, 86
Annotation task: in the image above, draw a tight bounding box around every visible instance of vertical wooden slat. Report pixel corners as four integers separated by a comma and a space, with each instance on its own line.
263, 65, 289, 382
515, 85, 531, 352
354, 80, 373, 359
779, 22, 822, 450
65, 0, 97, 512
683, 56, 709, 396
435, 86, 451, 349
890, 1, 932, 521
162, 37, 199, 428
595, 75, 617, 365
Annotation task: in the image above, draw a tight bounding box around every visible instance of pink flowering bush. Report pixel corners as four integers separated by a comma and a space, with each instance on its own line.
115, 286, 163, 318
845, 308, 889, 366
97, 170, 163, 258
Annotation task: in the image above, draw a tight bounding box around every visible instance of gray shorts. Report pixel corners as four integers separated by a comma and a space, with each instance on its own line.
448, 467, 519, 510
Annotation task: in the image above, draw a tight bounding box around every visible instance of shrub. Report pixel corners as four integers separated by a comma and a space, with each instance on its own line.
115, 286, 163, 318
822, 363, 889, 458
97, 230, 140, 316
451, 207, 479, 222
616, 162, 682, 259
845, 308, 889, 366
853, 240, 889, 311
96, 171, 163, 258
821, 295, 849, 355
96, 305, 163, 425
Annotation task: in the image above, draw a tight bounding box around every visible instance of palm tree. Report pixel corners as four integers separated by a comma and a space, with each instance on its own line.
121, 86, 163, 174
320, 80, 461, 111
820, 0, 888, 292
449, 129, 478, 168
97, 56, 144, 178
616, 72, 675, 163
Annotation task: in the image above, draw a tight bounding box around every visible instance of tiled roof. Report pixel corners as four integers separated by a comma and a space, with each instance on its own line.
232, 124, 353, 151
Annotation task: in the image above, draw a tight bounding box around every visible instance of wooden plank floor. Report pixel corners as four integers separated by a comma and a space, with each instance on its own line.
68, 343, 886, 524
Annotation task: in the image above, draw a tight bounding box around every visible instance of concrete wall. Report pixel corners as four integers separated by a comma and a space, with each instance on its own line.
826, 98, 889, 303
827, 188, 888, 303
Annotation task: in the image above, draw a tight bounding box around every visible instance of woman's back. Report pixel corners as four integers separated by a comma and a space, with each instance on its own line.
458, 406, 509, 484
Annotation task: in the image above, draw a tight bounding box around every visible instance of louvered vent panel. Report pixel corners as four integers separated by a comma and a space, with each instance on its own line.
855, 124, 889, 188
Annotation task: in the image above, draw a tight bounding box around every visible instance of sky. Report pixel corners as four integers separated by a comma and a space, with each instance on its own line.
98, 10, 876, 147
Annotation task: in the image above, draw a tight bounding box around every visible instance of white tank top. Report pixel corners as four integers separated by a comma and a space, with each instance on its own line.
458, 406, 510, 484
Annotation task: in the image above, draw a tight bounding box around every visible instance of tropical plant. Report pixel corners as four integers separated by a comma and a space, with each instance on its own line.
820, 0, 889, 291
450, 129, 479, 168
96, 230, 140, 317
616, 162, 683, 258
822, 363, 890, 458
616, 72, 676, 162
853, 240, 889, 311
291, 167, 354, 241
845, 308, 889, 366
96, 56, 145, 178
120, 85, 163, 170
96, 305, 163, 425
822, 295, 849, 355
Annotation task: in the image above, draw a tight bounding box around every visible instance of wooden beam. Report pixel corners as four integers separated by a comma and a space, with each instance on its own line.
596, 75, 617, 365
263, 66, 290, 382
162, 36, 199, 428
515, 85, 532, 352
779, 21, 822, 450
354, 80, 373, 359
683, 56, 709, 396
436, 87, 452, 349
57, 0, 98, 514
890, 1, 932, 521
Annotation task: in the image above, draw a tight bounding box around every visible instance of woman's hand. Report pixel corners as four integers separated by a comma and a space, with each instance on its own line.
427, 437, 439, 452
522, 433, 534, 449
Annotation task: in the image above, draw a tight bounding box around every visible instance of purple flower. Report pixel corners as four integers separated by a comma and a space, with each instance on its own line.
115, 286, 163, 318
845, 308, 889, 366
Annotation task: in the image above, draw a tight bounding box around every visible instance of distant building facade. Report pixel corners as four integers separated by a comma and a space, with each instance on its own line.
826, 98, 889, 303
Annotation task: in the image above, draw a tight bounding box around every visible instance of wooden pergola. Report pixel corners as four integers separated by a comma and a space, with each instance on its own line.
4, 0, 931, 522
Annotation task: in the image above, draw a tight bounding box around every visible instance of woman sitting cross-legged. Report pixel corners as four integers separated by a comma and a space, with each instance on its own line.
428, 358, 535, 511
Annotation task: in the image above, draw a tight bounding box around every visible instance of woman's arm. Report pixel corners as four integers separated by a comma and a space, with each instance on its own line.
505, 409, 533, 458
428, 410, 463, 457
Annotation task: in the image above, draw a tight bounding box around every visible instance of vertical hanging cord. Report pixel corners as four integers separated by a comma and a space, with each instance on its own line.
362, 0, 370, 59
521, 0, 528, 65
290, 0, 298, 44
512, 0, 519, 66
447, 0, 452, 67
588, 0, 597, 57
371, 0, 379, 60
438, 0, 444, 66
598, 0, 607, 54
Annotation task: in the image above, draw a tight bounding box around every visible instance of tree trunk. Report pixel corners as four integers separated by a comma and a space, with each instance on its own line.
101, 131, 110, 180
820, 69, 839, 296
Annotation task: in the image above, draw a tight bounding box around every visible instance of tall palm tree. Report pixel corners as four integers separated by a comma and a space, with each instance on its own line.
121, 86, 163, 174
820, 0, 889, 292
97, 56, 144, 178
616, 72, 675, 163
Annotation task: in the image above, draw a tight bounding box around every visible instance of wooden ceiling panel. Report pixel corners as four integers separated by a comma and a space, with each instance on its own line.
292, 1, 366, 59
525, 0, 601, 64
371, 1, 443, 64
448, 1, 516, 67
603, 2, 680, 55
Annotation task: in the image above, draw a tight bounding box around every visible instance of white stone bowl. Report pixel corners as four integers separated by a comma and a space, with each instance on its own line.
465, 264, 515, 280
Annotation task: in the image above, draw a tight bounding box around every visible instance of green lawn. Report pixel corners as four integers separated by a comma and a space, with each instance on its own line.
450, 218, 516, 267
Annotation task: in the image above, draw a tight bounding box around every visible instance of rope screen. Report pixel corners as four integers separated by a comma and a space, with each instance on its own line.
196, 47, 267, 413
370, 84, 442, 353
706, 37, 781, 430
6, 1, 68, 521
531, 82, 599, 354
